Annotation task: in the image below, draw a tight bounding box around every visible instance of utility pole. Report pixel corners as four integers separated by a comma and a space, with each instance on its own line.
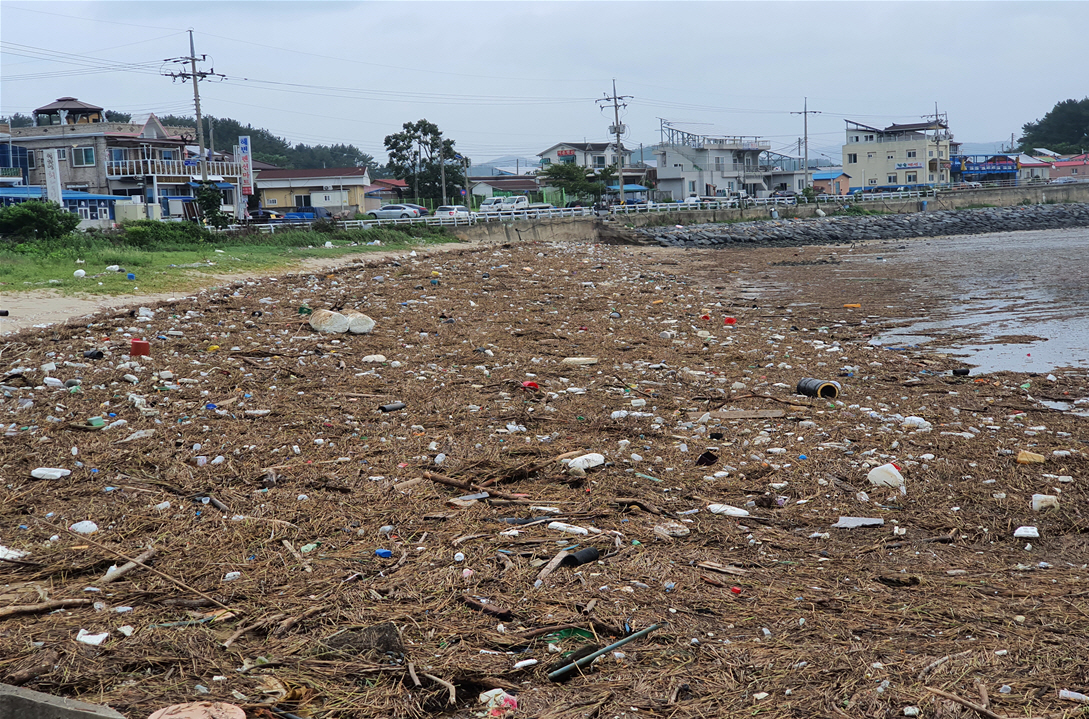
208, 117, 215, 159
440, 143, 447, 206
598, 80, 632, 204
792, 98, 821, 191
163, 31, 223, 184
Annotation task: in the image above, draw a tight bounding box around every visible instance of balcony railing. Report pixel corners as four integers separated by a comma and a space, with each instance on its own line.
105, 159, 241, 178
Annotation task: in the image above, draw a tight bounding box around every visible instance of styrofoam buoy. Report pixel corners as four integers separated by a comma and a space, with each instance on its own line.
308, 309, 350, 333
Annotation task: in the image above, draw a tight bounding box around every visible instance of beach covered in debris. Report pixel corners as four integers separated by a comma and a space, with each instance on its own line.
2, 233, 1088, 719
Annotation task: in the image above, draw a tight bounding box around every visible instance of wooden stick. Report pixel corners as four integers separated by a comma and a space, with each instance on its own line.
0, 598, 91, 620
917, 649, 972, 679
40, 520, 232, 611
423, 471, 529, 502
222, 613, 286, 648
406, 662, 421, 687
96, 546, 157, 585
281, 540, 313, 573
422, 673, 456, 705
271, 604, 328, 637
924, 687, 1009, 719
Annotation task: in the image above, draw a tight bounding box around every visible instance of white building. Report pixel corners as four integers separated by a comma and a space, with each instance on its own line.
842, 120, 958, 190
653, 128, 804, 200
538, 142, 632, 171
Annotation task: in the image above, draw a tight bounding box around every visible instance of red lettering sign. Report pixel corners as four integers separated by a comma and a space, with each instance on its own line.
557, 149, 576, 157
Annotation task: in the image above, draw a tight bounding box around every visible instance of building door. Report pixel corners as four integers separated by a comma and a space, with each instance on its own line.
294, 194, 311, 207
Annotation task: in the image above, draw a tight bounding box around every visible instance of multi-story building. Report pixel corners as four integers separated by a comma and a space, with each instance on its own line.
256, 167, 372, 216
8, 97, 243, 216
653, 128, 803, 200
538, 142, 632, 171
842, 120, 958, 190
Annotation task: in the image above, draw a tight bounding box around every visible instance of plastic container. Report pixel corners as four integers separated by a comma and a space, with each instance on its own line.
867, 463, 905, 492
1031, 494, 1059, 511
130, 339, 150, 356
796, 377, 841, 398
380, 402, 406, 412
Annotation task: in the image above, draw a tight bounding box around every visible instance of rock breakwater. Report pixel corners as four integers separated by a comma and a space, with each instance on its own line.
634, 202, 1089, 248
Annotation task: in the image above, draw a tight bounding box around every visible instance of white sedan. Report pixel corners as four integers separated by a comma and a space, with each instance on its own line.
367, 204, 420, 219
435, 205, 472, 220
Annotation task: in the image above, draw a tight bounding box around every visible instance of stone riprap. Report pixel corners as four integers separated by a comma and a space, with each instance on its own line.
634, 202, 1089, 248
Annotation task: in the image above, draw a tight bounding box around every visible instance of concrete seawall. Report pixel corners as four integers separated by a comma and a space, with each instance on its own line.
447, 183, 1089, 246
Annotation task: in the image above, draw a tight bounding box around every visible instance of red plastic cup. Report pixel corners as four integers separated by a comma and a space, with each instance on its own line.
724, 317, 737, 325
130, 339, 150, 356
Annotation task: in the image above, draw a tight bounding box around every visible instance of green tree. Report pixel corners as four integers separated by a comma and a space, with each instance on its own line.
104, 110, 132, 123
1018, 98, 1089, 155
195, 182, 229, 230
0, 201, 81, 241
383, 119, 463, 201
538, 162, 605, 200
0, 113, 35, 128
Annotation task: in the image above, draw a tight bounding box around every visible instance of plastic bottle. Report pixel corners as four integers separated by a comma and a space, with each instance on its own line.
867, 463, 905, 492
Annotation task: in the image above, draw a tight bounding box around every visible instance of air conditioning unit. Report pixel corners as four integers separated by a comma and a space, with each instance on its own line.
322, 185, 333, 191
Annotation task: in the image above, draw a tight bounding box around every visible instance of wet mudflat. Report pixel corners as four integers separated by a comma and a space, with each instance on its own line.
1, 234, 1087, 719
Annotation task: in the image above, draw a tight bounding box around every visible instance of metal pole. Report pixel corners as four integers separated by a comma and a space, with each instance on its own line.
189, 30, 208, 183
440, 147, 447, 206
803, 97, 809, 191
613, 79, 623, 204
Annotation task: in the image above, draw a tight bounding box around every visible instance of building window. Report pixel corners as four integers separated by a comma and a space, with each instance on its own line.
688, 181, 695, 192
852, 135, 860, 142
865, 134, 875, 141
28, 151, 36, 170
906, 172, 917, 182
78, 207, 91, 220
868, 178, 877, 185
559, 155, 575, 165
592, 155, 605, 168
267, 198, 277, 206
938, 150, 944, 158
162, 150, 175, 161
867, 152, 875, 159
847, 153, 857, 164
907, 150, 917, 158
929, 174, 935, 182
540, 158, 550, 166
294, 195, 311, 207
57, 148, 68, 161
887, 154, 894, 160
714, 156, 725, 171
109, 148, 126, 162
73, 147, 96, 167
887, 174, 898, 184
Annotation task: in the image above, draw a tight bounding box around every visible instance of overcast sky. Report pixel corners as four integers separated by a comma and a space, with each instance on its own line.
2, 1, 1086, 164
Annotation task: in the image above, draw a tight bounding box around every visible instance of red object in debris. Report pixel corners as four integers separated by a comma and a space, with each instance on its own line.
130, 339, 150, 356
730, 587, 742, 594
521, 381, 540, 390
700, 314, 711, 321
723, 317, 737, 325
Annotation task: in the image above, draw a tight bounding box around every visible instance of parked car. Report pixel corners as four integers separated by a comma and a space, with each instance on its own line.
403, 203, 430, 216
290, 205, 333, 219
250, 210, 283, 223
479, 196, 529, 213
367, 204, 419, 219
1051, 177, 1080, 184
435, 205, 472, 220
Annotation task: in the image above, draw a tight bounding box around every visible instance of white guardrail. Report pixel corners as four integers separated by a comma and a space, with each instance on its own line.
219, 191, 948, 231
223, 206, 596, 233
607, 189, 936, 214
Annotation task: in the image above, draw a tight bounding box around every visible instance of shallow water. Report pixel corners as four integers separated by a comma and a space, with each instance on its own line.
868, 227, 1089, 373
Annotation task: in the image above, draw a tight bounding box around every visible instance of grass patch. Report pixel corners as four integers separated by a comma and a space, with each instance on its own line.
0, 225, 459, 296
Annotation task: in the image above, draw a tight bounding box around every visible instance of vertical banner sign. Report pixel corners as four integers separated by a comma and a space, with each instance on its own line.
238, 135, 253, 196
42, 149, 63, 206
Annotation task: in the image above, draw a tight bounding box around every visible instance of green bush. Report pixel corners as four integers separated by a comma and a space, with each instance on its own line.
118, 220, 215, 248
0, 201, 81, 242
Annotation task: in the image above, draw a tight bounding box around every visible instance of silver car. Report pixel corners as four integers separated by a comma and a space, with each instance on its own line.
367, 204, 419, 219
